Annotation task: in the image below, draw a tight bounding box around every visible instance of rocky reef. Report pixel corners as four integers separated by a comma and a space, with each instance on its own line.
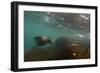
24, 37, 90, 62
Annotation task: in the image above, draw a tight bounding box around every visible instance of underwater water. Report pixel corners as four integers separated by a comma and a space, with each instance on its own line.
24, 11, 90, 62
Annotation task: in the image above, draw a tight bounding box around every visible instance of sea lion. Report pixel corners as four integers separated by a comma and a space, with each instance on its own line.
34, 36, 52, 46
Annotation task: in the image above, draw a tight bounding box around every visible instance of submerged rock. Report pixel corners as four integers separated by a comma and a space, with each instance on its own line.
54, 37, 74, 59
55, 37, 71, 50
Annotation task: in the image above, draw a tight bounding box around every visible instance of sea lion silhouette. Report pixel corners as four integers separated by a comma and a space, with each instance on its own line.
34, 36, 52, 46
